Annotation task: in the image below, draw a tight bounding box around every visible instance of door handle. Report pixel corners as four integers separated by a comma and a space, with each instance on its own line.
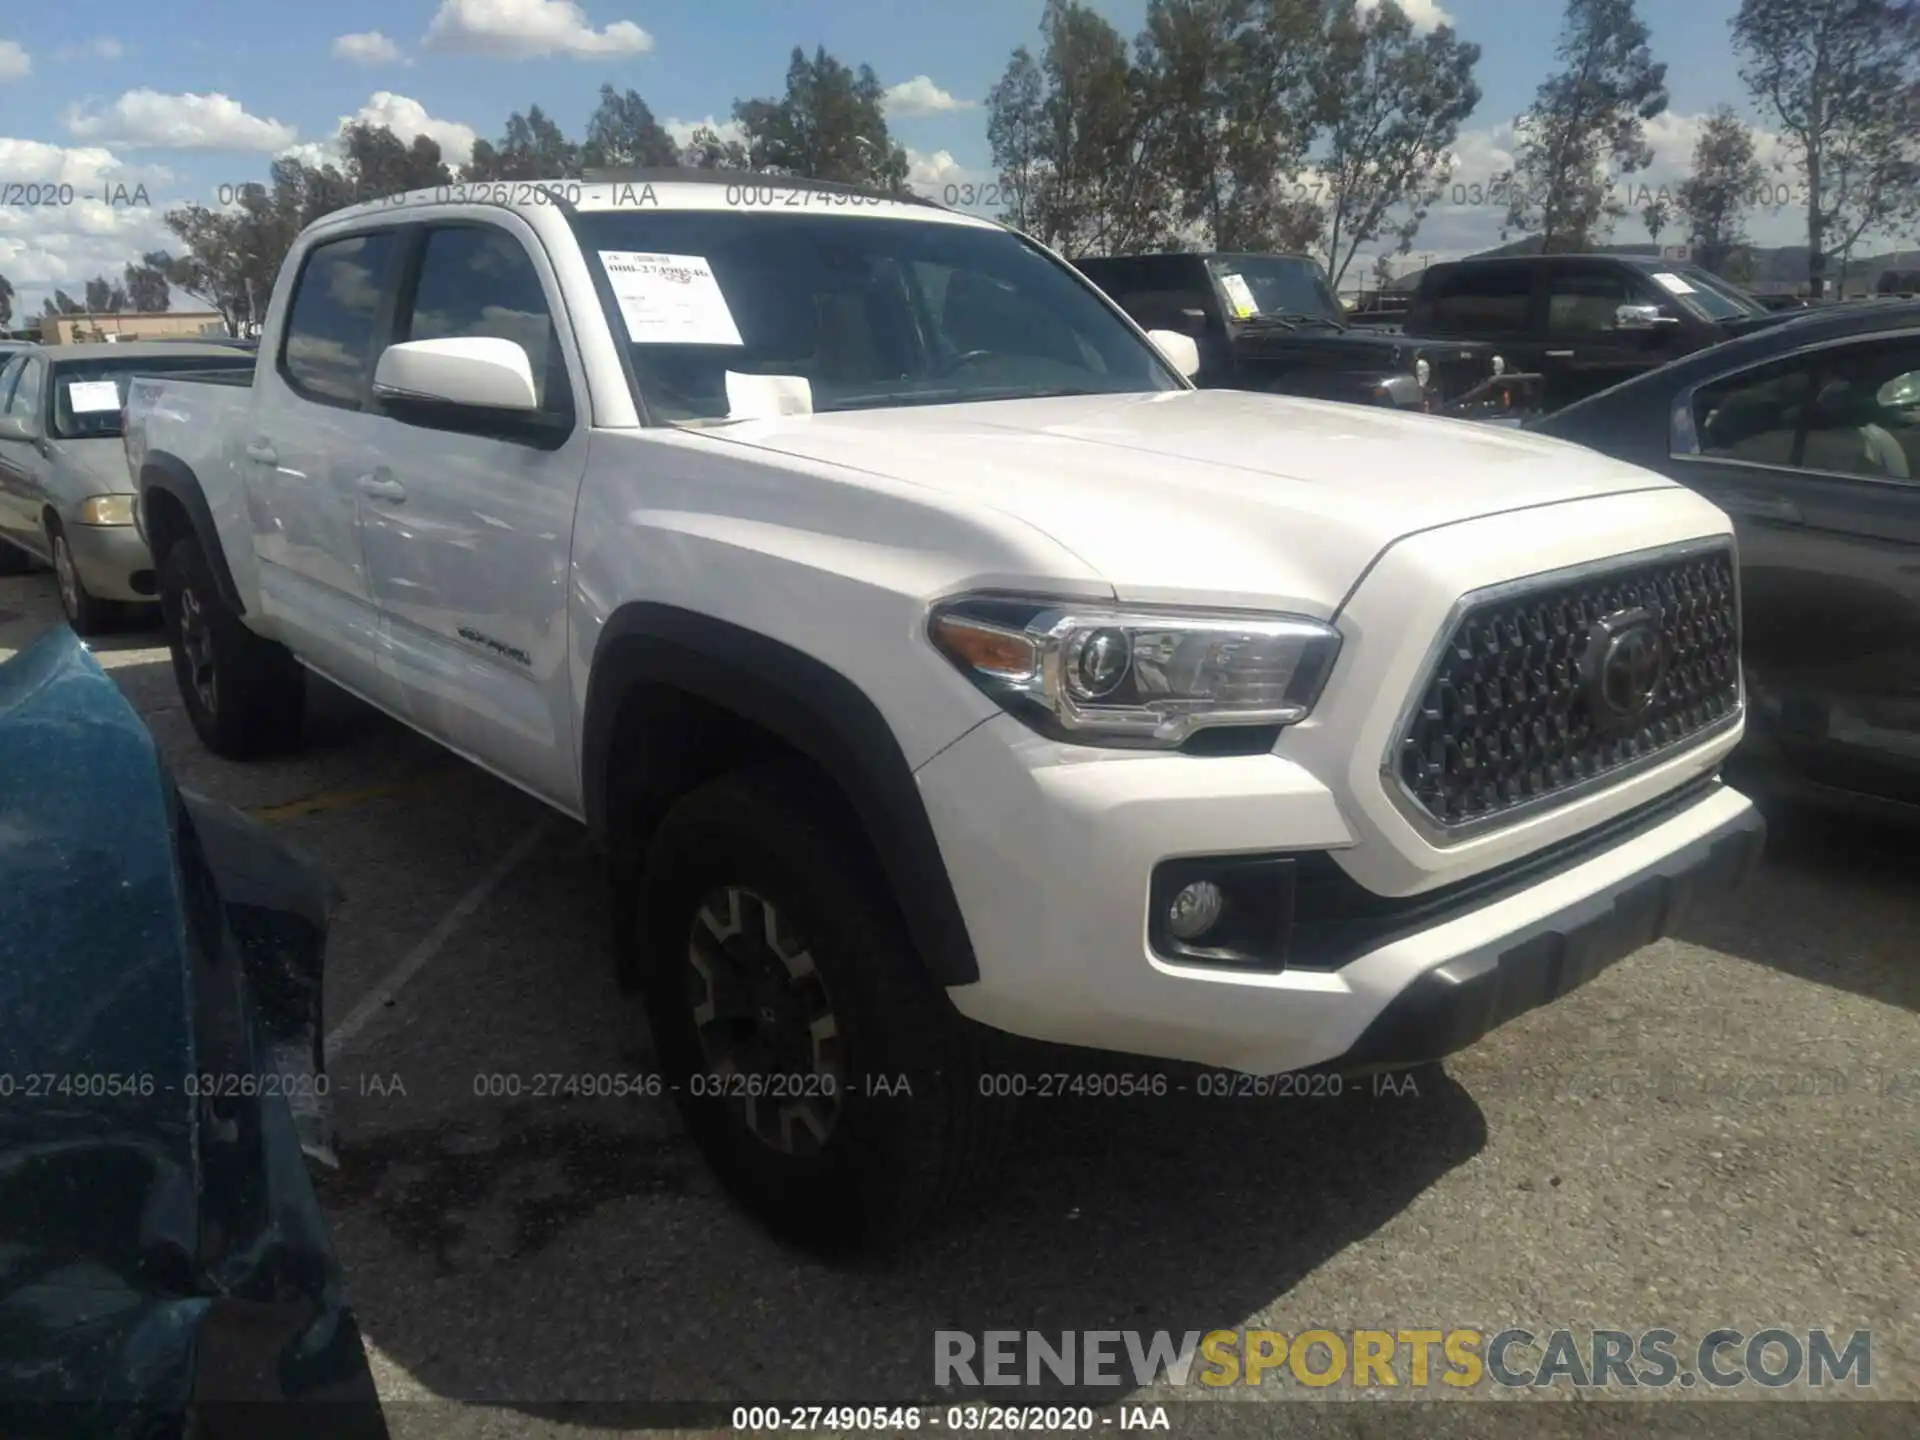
1718, 492, 1801, 523
244, 439, 277, 465
1545, 349, 1575, 358
356, 473, 407, 503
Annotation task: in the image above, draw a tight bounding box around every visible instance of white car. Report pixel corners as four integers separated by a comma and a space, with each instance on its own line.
124, 175, 1764, 1252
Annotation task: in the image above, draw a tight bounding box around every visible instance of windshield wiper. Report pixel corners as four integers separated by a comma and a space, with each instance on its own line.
1274, 311, 1348, 331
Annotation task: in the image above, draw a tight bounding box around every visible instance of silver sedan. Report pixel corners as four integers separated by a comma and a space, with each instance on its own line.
0, 340, 255, 634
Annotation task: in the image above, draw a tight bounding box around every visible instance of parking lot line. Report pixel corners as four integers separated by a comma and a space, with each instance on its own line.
324, 819, 555, 1064
252, 773, 455, 826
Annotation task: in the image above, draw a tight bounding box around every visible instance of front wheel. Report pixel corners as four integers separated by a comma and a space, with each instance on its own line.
632, 763, 1011, 1255
49, 523, 118, 636
157, 536, 307, 759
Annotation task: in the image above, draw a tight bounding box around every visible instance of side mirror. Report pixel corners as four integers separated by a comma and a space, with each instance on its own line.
373, 337, 540, 412
1615, 303, 1681, 333
1147, 329, 1202, 380
0, 415, 38, 442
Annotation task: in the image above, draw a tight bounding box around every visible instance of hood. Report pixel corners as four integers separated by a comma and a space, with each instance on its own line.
50, 435, 137, 495
698, 388, 1678, 613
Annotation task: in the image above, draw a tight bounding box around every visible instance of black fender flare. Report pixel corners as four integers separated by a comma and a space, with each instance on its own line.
138, 451, 248, 615
583, 603, 980, 987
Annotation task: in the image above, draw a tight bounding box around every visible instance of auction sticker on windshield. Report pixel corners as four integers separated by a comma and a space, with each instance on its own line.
1219, 272, 1259, 319
1651, 272, 1697, 295
66, 380, 123, 413
599, 251, 744, 345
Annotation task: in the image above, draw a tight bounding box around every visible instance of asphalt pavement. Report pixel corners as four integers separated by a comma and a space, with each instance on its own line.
2, 570, 1915, 1440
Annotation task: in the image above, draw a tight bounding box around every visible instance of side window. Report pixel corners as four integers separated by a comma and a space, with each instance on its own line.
1692, 356, 1815, 467
399, 226, 568, 413
6, 358, 46, 421
1801, 338, 1920, 482
0, 357, 23, 414
1424, 267, 1529, 332
1546, 265, 1642, 335
281, 232, 398, 407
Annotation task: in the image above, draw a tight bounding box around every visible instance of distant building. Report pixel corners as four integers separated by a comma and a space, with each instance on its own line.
36, 311, 230, 345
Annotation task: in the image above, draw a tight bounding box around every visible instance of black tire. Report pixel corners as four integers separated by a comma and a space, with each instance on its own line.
631, 762, 1012, 1256
0, 539, 32, 576
47, 521, 119, 637
157, 536, 307, 759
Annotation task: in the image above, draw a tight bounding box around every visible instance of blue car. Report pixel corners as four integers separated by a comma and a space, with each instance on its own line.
0, 628, 386, 1439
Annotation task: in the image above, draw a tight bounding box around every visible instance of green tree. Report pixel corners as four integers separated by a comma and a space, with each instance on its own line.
680, 124, 751, 170
123, 257, 171, 312
1641, 193, 1670, 246
732, 46, 909, 190
1732, 0, 1920, 297
0, 273, 13, 329
42, 290, 87, 317
466, 105, 581, 180
1498, 0, 1669, 251
582, 84, 680, 171
986, 0, 1175, 257
1313, 0, 1482, 286
83, 276, 130, 313
1675, 104, 1768, 275
986, 46, 1045, 229
1136, 0, 1323, 254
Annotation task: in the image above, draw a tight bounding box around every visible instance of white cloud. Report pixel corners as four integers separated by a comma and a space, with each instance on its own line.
1358, 0, 1454, 29
55, 37, 125, 60
64, 90, 297, 152
333, 32, 407, 67
0, 41, 30, 81
884, 76, 975, 118
905, 148, 997, 209
422, 0, 654, 59
270, 93, 479, 170
0, 141, 179, 315
663, 115, 744, 149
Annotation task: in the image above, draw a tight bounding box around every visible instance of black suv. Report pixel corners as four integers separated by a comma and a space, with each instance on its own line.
1404, 254, 1793, 412
1075, 251, 1536, 418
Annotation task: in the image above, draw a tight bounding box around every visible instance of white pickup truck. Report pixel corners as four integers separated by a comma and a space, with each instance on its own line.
125, 174, 1764, 1252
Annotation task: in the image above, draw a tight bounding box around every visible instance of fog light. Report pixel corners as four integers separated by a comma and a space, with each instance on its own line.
1167, 880, 1225, 941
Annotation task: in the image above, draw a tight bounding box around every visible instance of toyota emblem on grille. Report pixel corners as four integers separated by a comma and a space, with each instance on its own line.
1582, 607, 1667, 727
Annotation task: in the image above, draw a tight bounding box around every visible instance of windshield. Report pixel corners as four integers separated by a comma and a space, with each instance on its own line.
1205, 255, 1343, 323
566, 211, 1183, 423
49, 355, 254, 440
1645, 266, 1767, 324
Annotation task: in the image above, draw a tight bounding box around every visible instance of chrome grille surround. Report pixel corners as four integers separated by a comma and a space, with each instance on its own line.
1383, 537, 1744, 844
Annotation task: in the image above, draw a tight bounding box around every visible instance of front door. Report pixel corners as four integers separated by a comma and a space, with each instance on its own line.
246, 229, 407, 710
0, 357, 51, 555
356, 216, 589, 811
1540, 260, 1677, 410
1675, 330, 1920, 807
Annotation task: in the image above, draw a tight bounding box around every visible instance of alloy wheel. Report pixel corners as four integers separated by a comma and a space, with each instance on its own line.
686, 885, 844, 1155
52, 537, 80, 621
175, 584, 219, 715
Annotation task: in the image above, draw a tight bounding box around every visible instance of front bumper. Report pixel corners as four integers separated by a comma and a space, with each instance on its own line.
918, 711, 1762, 1075
63, 519, 157, 602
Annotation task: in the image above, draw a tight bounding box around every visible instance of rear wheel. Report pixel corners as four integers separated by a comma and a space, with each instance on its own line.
631, 762, 1011, 1255
158, 536, 306, 758
48, 520, 119, 637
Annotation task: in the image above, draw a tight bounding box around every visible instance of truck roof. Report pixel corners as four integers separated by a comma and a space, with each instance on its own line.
320, 169, 1001, 232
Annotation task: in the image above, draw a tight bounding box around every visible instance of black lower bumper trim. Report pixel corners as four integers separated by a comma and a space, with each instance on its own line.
1331, 798, 1766, 1072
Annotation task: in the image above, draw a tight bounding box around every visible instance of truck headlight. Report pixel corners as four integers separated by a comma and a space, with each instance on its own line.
1492, 354, 1506, 376
929, 596, 1341, 748
77, 494, 136, 526
1414, 358, 1431, 387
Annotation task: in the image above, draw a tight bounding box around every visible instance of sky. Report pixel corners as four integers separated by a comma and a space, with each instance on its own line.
0, 0, 1848, 316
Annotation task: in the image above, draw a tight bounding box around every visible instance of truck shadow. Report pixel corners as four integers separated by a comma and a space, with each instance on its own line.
1673, 795, 1919, 1015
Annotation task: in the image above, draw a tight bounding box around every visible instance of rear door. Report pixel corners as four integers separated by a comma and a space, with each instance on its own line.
356, 215, 589, 810
245, 228, 409, 710
1672, 328, 1920, 806
1409, 262, 1539, 377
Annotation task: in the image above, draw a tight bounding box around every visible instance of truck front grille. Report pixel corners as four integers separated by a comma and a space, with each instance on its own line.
1391, 545, 1741, 835
1427, 353, 1492, 402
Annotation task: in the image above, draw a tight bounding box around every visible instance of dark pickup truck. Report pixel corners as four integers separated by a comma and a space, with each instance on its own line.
1075, 251, 1537, 419
1402, 254, 1795, 413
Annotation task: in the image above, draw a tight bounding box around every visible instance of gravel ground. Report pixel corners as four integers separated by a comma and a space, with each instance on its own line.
3, 570, 1915, 1440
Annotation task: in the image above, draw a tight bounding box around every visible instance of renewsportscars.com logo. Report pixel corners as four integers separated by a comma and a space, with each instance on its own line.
934, 1327, 1873, 1391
